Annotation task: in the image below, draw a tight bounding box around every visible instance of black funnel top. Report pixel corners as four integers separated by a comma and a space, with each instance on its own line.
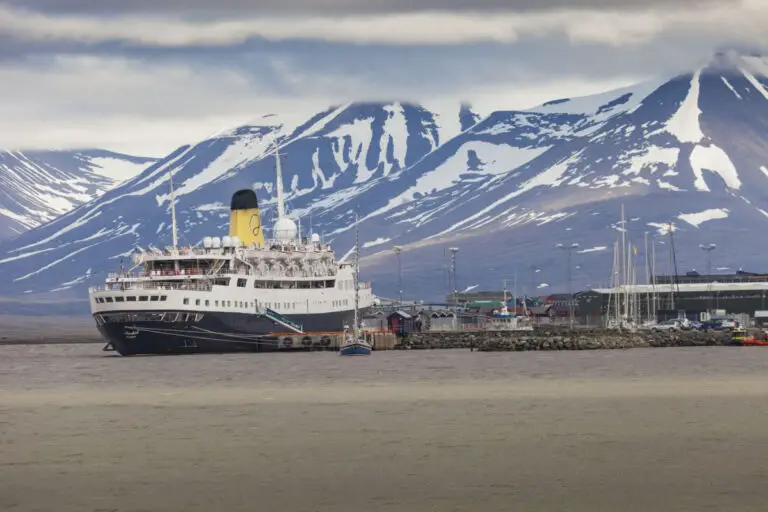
230, 189, 259, 211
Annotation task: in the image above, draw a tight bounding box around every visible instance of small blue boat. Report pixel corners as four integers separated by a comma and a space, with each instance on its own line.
339, 334, 372, 356
339, 212, 372, 357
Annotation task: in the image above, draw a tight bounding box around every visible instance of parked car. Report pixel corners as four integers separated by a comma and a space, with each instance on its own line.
653, 319, 683, 331
698, 319, 723, 330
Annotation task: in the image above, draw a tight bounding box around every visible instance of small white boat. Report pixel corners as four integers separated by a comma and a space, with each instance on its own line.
339, 212, 371, 356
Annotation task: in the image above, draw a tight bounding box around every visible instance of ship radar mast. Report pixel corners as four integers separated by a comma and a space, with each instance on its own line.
272, 135, 298, 242
169, 168, 178, 250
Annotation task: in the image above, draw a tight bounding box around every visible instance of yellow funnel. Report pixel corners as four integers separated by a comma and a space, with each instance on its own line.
229, 189, 264, 247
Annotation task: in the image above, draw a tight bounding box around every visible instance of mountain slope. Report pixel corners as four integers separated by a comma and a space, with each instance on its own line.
2, 51, 768, 311
0, 149, 157, 240
0, 102, 480, 303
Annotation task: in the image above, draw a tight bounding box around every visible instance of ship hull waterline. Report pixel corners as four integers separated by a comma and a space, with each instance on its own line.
96, 308, 372, 356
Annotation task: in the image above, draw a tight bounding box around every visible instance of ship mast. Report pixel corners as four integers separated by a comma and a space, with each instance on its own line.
169, 168, 178, 250
353, 211, 360, 339
275, 139, 286, 219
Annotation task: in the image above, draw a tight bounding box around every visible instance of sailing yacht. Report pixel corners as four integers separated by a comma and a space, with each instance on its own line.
339, 212, 372, 356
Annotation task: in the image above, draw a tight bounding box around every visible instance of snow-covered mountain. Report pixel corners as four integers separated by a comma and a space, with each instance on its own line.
0, 149, 157, 241
2, 50, 768, 313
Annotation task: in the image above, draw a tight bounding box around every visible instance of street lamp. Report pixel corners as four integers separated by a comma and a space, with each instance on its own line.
699, 244, 716, 315
393, 246, 403, 304
449, 247, 459, 329
557, 242, 579, 329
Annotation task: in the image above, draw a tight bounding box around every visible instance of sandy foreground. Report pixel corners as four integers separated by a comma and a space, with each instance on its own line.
2, 345, 768, 511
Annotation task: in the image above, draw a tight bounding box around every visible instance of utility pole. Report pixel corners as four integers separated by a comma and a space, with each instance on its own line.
393, 246, 403, 304
699, 243, 716, 316
557, 242, 579, 329
449, 247, 459, 329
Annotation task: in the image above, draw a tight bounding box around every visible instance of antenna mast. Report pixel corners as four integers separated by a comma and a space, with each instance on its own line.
275, 138, 286, 219
169, 169, 178, 250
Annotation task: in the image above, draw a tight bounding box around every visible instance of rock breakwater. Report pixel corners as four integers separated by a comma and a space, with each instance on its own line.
397, 328, 732, 351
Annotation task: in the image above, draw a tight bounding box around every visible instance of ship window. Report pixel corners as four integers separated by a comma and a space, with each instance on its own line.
105, 297, 114, 303
126, 296, 136, 302
160, 295, 167, 301
215, 300, 219, 307
183, 298, 189, 305
139, 296, 148, 301
205, 300, 210, 306
115, 296, 124, 302
325, 280, 335, 288
195, 299, 201, 306
150, 296, 159, 302
237, 278, 247, 288
227, 301, 231, 307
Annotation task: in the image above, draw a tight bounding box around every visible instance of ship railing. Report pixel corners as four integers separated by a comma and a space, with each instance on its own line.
91, 281, 214, 293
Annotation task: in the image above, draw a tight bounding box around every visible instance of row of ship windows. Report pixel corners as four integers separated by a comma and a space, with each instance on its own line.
183, 298, 255, 309
233, 278, 352, 290
96, 295, 168, 303
96, 295, 349, 310
178, 298, 351, 310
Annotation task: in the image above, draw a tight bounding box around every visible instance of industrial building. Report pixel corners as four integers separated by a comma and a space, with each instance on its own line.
579, 270, 768, 322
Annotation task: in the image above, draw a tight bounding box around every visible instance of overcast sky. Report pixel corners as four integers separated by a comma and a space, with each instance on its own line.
1, 0, 766, 156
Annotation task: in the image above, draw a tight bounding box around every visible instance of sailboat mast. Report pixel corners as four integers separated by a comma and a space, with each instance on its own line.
620, 204, 627, 321
169, 169, 178, 250
644, 231, 650, 322
652, 239, 657, 316
353, 211, 360, 338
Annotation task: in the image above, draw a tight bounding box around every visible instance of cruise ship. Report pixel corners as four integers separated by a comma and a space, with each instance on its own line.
88, 144, 376, 355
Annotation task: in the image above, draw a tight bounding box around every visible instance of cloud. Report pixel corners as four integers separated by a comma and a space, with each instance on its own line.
1, 0, 765, 156
0, 0, 727, 16
0, 1, 765, 47
0, 53, 640, 155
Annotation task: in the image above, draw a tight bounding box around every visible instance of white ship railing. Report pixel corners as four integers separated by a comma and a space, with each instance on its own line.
91, 281, 214, 292
134, 241, 333, 257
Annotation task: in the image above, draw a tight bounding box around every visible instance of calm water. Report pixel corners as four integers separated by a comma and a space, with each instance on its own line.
3, 344, 768, 511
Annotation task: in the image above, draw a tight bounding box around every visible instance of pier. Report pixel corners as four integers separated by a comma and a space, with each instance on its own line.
395, 327, 732, 351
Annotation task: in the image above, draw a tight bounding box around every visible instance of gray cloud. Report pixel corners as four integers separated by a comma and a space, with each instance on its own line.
0, 0, 763, 155
2, 0, 729, 16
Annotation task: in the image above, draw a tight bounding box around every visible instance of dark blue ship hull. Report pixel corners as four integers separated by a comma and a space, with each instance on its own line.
94, 308, 369, 356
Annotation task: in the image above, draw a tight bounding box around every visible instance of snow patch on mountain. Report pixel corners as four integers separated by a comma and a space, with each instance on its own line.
362, 237, 391, 248
87, 156, 152, 182
578, 246, 608, 253
720, 76, 743, 99
678, 208, 729, 227
690, 144, 740, 191
666, 69, 704, 144
740, 67, 768, 100
621, 146, 679, 176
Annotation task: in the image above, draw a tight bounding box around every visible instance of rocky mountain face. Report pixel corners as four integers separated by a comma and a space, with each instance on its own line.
0, 149, 157, 240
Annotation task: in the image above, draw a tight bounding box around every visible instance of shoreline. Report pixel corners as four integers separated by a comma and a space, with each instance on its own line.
0, 327, 736, 349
